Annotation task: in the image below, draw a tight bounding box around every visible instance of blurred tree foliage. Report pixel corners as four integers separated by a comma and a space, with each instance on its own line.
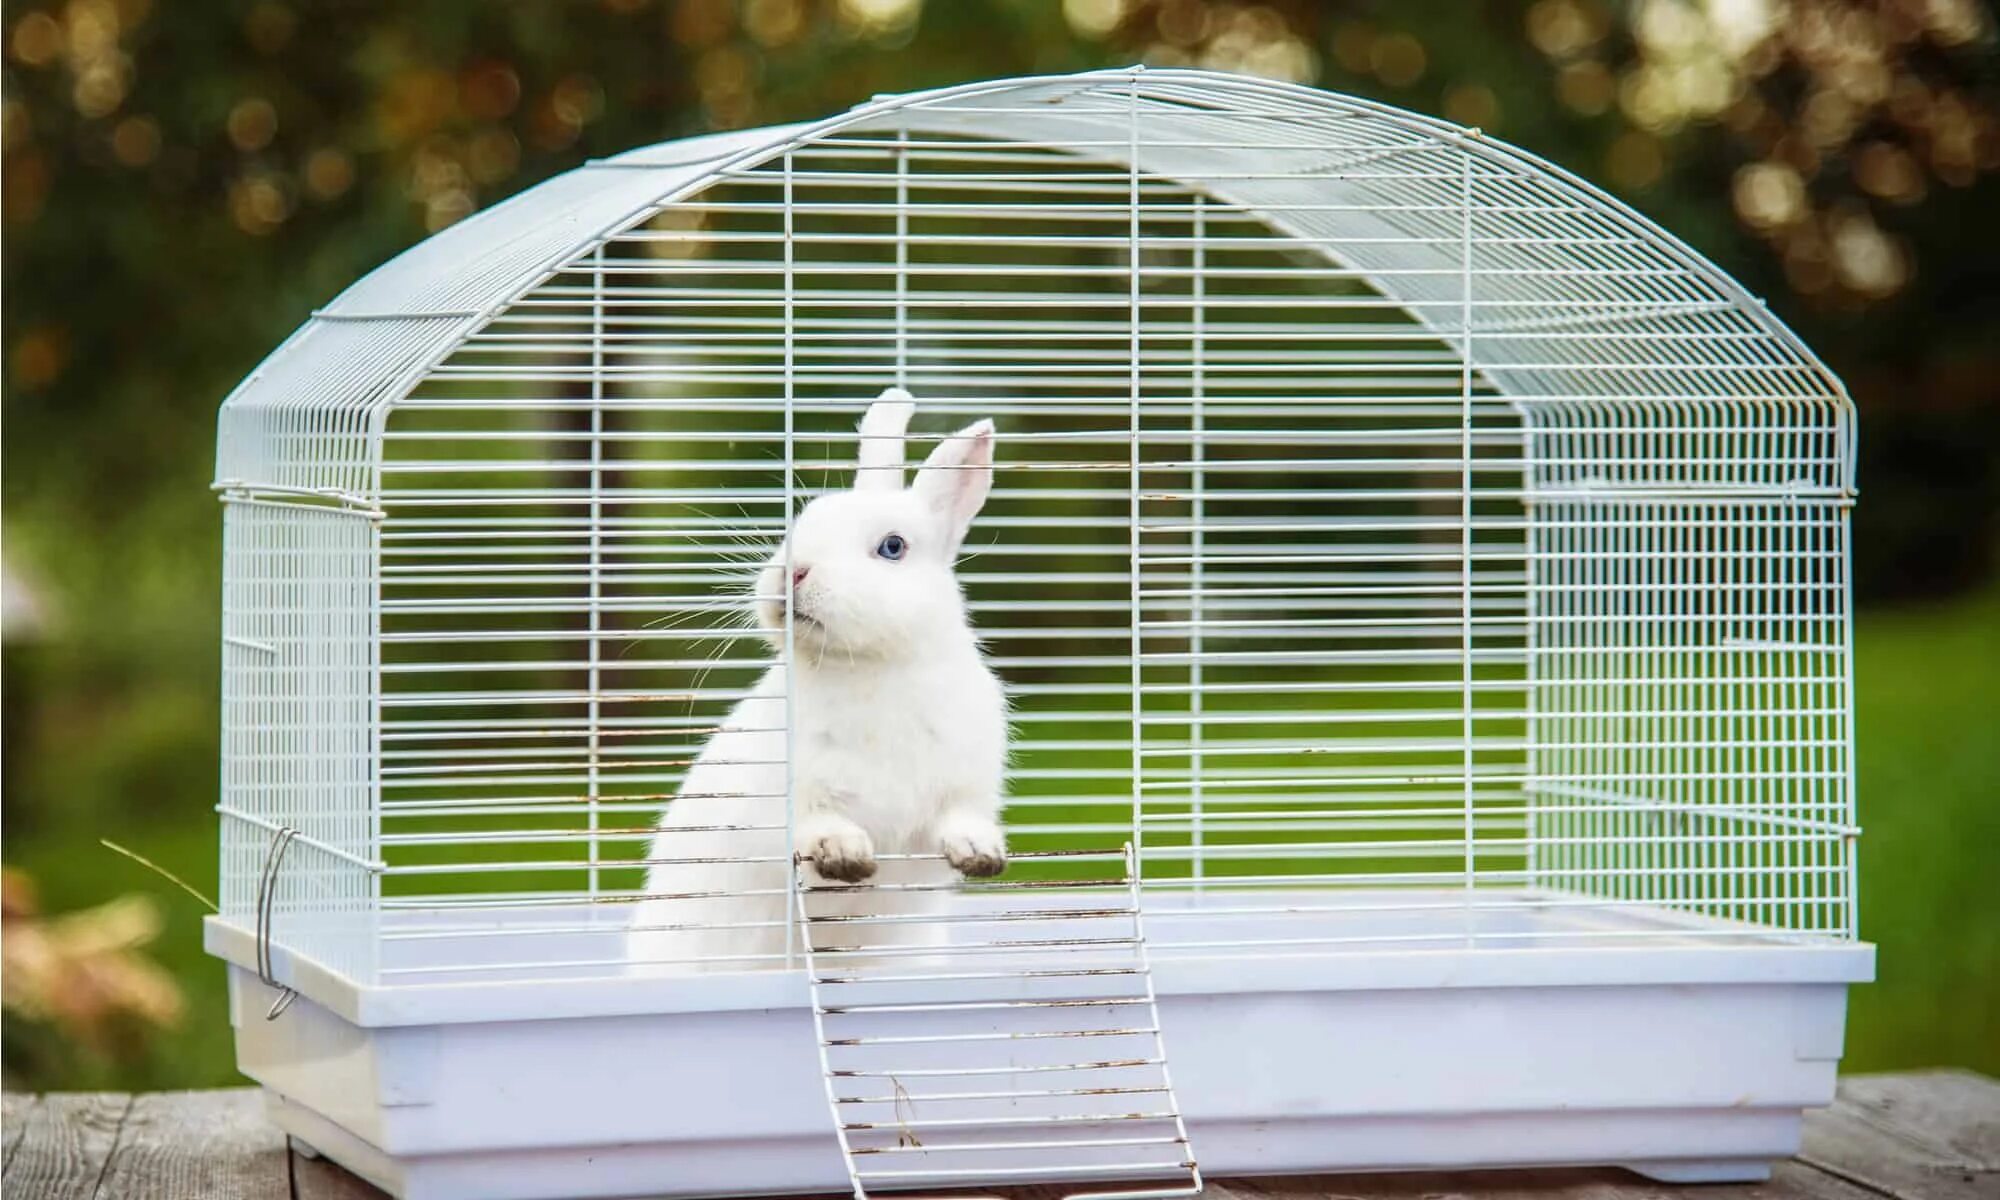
2, 0, 1996, 1088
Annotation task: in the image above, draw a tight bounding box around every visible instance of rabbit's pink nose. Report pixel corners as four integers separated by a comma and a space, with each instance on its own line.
792, 565, 811, 587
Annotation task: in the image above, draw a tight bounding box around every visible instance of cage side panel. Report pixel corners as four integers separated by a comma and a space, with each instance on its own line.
1524, 412, 1855, 936
219, 499, 380, 983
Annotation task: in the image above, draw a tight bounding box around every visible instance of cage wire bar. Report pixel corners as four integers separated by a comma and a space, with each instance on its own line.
214, 67, 1856, 1016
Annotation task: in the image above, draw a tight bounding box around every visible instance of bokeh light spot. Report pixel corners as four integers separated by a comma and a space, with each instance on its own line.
1199, 6, 1317, 84
1921, 0, 1989, 46
304, 146, 354, 200
1443, 83, 1502, 130
1155, 0, 1209, 47
12, 324, 68, 389
460, 60, 522, 122
424, 187, 474, 232
551, 74, 605, 127
744, 0, 806, 47
1733, 159, 1808, 229
1526, 0, 1608, 59
466, 127, 520, 186
109, 113, 158, 166
1852, 142, 1924, 204
1829, 207, 1910, 297
228, 171, 292, 236
839, 0, 922, 39
1800, 87, 1859, 149
227, 97, 278, 153
1704, 0, 1781, 56
1369, 32, 1427, 88
1064, 0, 1127, 39
645, 206, 709, 260
1634, 0, 1704, 55
1619, 65, 1682, 132
11, 12, 63, 66
72, 57, 130, 119
1557, 60, 1615, 115
66, 0, 120, 60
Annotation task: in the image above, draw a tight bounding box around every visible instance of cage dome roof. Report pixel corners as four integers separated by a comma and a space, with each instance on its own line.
214, 68, 1847, 502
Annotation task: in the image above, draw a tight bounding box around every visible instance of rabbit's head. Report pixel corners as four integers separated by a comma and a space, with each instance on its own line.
755, 389, 994, 661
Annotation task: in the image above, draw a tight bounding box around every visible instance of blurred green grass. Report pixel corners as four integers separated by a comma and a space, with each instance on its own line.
4, 581, 1995, 1089
1842, 582, 2000, 1075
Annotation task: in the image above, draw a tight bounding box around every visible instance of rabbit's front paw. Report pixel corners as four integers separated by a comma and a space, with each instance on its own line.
802, 820, 877, 883
941, 816, 1007, 878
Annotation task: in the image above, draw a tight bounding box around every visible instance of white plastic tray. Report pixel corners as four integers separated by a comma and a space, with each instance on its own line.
208, 891, 1872, 1199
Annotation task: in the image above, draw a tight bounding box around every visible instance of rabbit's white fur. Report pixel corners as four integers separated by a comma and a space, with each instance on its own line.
628, 390, 1008, 972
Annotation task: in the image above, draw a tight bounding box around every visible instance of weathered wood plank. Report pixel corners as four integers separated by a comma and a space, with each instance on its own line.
96, 1089, 291, 1200
0, 1072, 1991, 1200
1837, 1068, 2000, 1168
1764, 1159, 1910, 1200
1194, 1162, 1883, 1200
292, 1146, 393, 1200
1801, 1103, 1996, 1200
0, 1092, 132, 1200
4, 1092, 41, 1169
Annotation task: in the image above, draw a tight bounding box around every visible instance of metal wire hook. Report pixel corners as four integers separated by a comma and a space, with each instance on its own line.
255, 825, 300, 1020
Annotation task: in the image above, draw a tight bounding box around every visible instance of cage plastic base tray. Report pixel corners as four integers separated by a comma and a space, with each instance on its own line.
207, 890, 1873, 1200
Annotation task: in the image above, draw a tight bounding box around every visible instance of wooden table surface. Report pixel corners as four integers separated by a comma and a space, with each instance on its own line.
3, 1070, 1995, 1200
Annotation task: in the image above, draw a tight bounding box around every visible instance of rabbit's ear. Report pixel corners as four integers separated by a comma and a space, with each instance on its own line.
914, 419, 995, 555
855, 388, 916, 492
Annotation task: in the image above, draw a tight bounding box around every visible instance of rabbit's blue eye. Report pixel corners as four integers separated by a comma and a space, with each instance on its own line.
876, 534, 907, 561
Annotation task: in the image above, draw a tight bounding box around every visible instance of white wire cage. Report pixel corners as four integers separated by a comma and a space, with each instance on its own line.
208, 68, 1872, 1200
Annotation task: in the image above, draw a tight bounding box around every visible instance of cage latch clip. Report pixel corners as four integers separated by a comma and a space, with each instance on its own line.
255, 825, 301, 1020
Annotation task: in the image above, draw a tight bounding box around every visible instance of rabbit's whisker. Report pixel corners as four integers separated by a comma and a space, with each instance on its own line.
684, 626, 742, 717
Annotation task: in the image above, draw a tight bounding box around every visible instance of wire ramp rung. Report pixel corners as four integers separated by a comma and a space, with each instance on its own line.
799, 845, 1201, 1200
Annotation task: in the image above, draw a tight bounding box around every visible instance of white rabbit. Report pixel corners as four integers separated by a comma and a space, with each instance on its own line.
627, 389, 1009, 972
